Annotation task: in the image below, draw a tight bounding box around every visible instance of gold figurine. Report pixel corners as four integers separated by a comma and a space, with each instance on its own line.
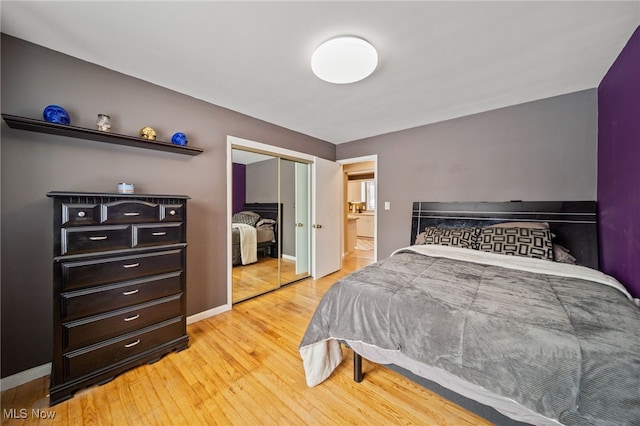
139, 126, 157, 140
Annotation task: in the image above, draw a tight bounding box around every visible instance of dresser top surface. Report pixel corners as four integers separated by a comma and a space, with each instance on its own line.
47, 191, 190, 200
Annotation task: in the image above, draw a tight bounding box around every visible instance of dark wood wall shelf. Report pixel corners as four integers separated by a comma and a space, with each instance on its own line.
2, 114, 204, 156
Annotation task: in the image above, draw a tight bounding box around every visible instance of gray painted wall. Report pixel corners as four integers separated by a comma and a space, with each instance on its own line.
337, 89, 598, 259
245, 158, 298, 257
246, 158, 279, 204
0, 35, 334, 378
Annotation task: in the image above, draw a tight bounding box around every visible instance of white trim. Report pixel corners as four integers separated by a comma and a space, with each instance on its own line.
0, 363, 51, 391
187, 304, 231, 325
228, 136, 316, 163
226, 140, 234, 307
337, 154, 377, 165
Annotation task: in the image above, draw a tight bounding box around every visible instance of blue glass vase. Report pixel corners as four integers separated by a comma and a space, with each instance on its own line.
171, 132, 188, 146
43, 105, 71, 125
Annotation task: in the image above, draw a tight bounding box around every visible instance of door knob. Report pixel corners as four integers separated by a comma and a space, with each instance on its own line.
297, 223, 304, 227
312, 224, 322, 229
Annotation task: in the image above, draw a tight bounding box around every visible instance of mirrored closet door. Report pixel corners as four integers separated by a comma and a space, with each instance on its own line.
231, 148, 311, 303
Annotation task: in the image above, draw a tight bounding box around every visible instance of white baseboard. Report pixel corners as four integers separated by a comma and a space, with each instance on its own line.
0, 306, 230, 391
186, 304, 230, 325
0, 363, 51, 391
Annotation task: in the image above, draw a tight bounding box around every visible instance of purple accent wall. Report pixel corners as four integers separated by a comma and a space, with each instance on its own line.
232, 163, 246, 214
597, 26, 640, 298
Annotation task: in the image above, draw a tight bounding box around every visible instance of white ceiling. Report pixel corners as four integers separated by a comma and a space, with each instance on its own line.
1, 1, 638, 144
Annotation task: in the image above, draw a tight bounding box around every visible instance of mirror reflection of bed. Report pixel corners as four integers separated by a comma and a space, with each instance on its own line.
231, 149, 311, 303
231, 202, 281, 301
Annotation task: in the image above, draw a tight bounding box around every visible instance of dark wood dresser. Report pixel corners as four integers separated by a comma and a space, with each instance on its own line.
47, 191, 189, 405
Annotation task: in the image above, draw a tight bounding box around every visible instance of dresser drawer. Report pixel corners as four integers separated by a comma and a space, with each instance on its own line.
62, 226, 131, 255
63, 318, 184, 380
61, 249, 183, 291
161, 204, 184, 222
61, 203, 101, 226
61, 272, 182, 321
102, 200, 159, 224
133, 223, 183, 247
63, 295, 183, 352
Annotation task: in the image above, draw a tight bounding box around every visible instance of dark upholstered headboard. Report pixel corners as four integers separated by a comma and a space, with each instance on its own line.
243, 202, 281, 222
410, 201, 599, 270
242, 202, 283, 246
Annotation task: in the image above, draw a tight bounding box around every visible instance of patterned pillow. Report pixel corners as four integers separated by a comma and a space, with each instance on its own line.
423, 227, 480, 249
232, 213, 259, 227
477, 227, 553, 260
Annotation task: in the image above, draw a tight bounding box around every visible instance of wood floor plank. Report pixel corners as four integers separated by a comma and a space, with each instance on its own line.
1, 248, 492, 425
163, 356, 239, 425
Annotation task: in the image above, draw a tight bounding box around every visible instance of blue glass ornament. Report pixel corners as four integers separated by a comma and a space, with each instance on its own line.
43, 105, 71, 125
171, 132, 188, 146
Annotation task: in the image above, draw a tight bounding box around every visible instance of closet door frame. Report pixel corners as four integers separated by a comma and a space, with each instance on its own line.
226, 136, 322, 306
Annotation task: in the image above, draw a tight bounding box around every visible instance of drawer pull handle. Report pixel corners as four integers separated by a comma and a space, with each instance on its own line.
124, 212, 141, 216
124, 314, 140, 322
122, 289, 139, 296
125, 339, 141, 348
169, 210, 177, 215
152, 232, 167, 236
123, 263, 140, 269
89, 236, 108, 241
77, 211, 86, 218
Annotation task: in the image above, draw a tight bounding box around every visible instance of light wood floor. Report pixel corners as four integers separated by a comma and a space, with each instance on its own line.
1, 248, 491, 426
232, 256, 309, 303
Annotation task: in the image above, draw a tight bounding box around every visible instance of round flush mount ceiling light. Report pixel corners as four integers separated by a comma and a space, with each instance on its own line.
311, 36, 378, 84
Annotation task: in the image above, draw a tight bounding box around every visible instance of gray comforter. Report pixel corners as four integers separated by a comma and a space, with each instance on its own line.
300, 245, 640, 425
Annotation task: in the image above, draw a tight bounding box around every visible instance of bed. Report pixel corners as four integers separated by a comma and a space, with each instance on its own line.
300, 201, 640, 425
232, 203, 281, 266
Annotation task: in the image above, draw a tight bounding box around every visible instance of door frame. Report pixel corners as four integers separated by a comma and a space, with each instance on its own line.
337, 155, 378, 262
227, 136, 319, 306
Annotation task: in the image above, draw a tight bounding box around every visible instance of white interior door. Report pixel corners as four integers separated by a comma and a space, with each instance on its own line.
295, 163, 310, 275
312, 157, 342, 279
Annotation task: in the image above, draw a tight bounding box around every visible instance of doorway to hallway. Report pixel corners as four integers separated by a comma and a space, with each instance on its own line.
338, 155, 377, 264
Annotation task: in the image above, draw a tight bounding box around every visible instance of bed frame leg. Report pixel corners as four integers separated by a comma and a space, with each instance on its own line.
354, 352, 363, 382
